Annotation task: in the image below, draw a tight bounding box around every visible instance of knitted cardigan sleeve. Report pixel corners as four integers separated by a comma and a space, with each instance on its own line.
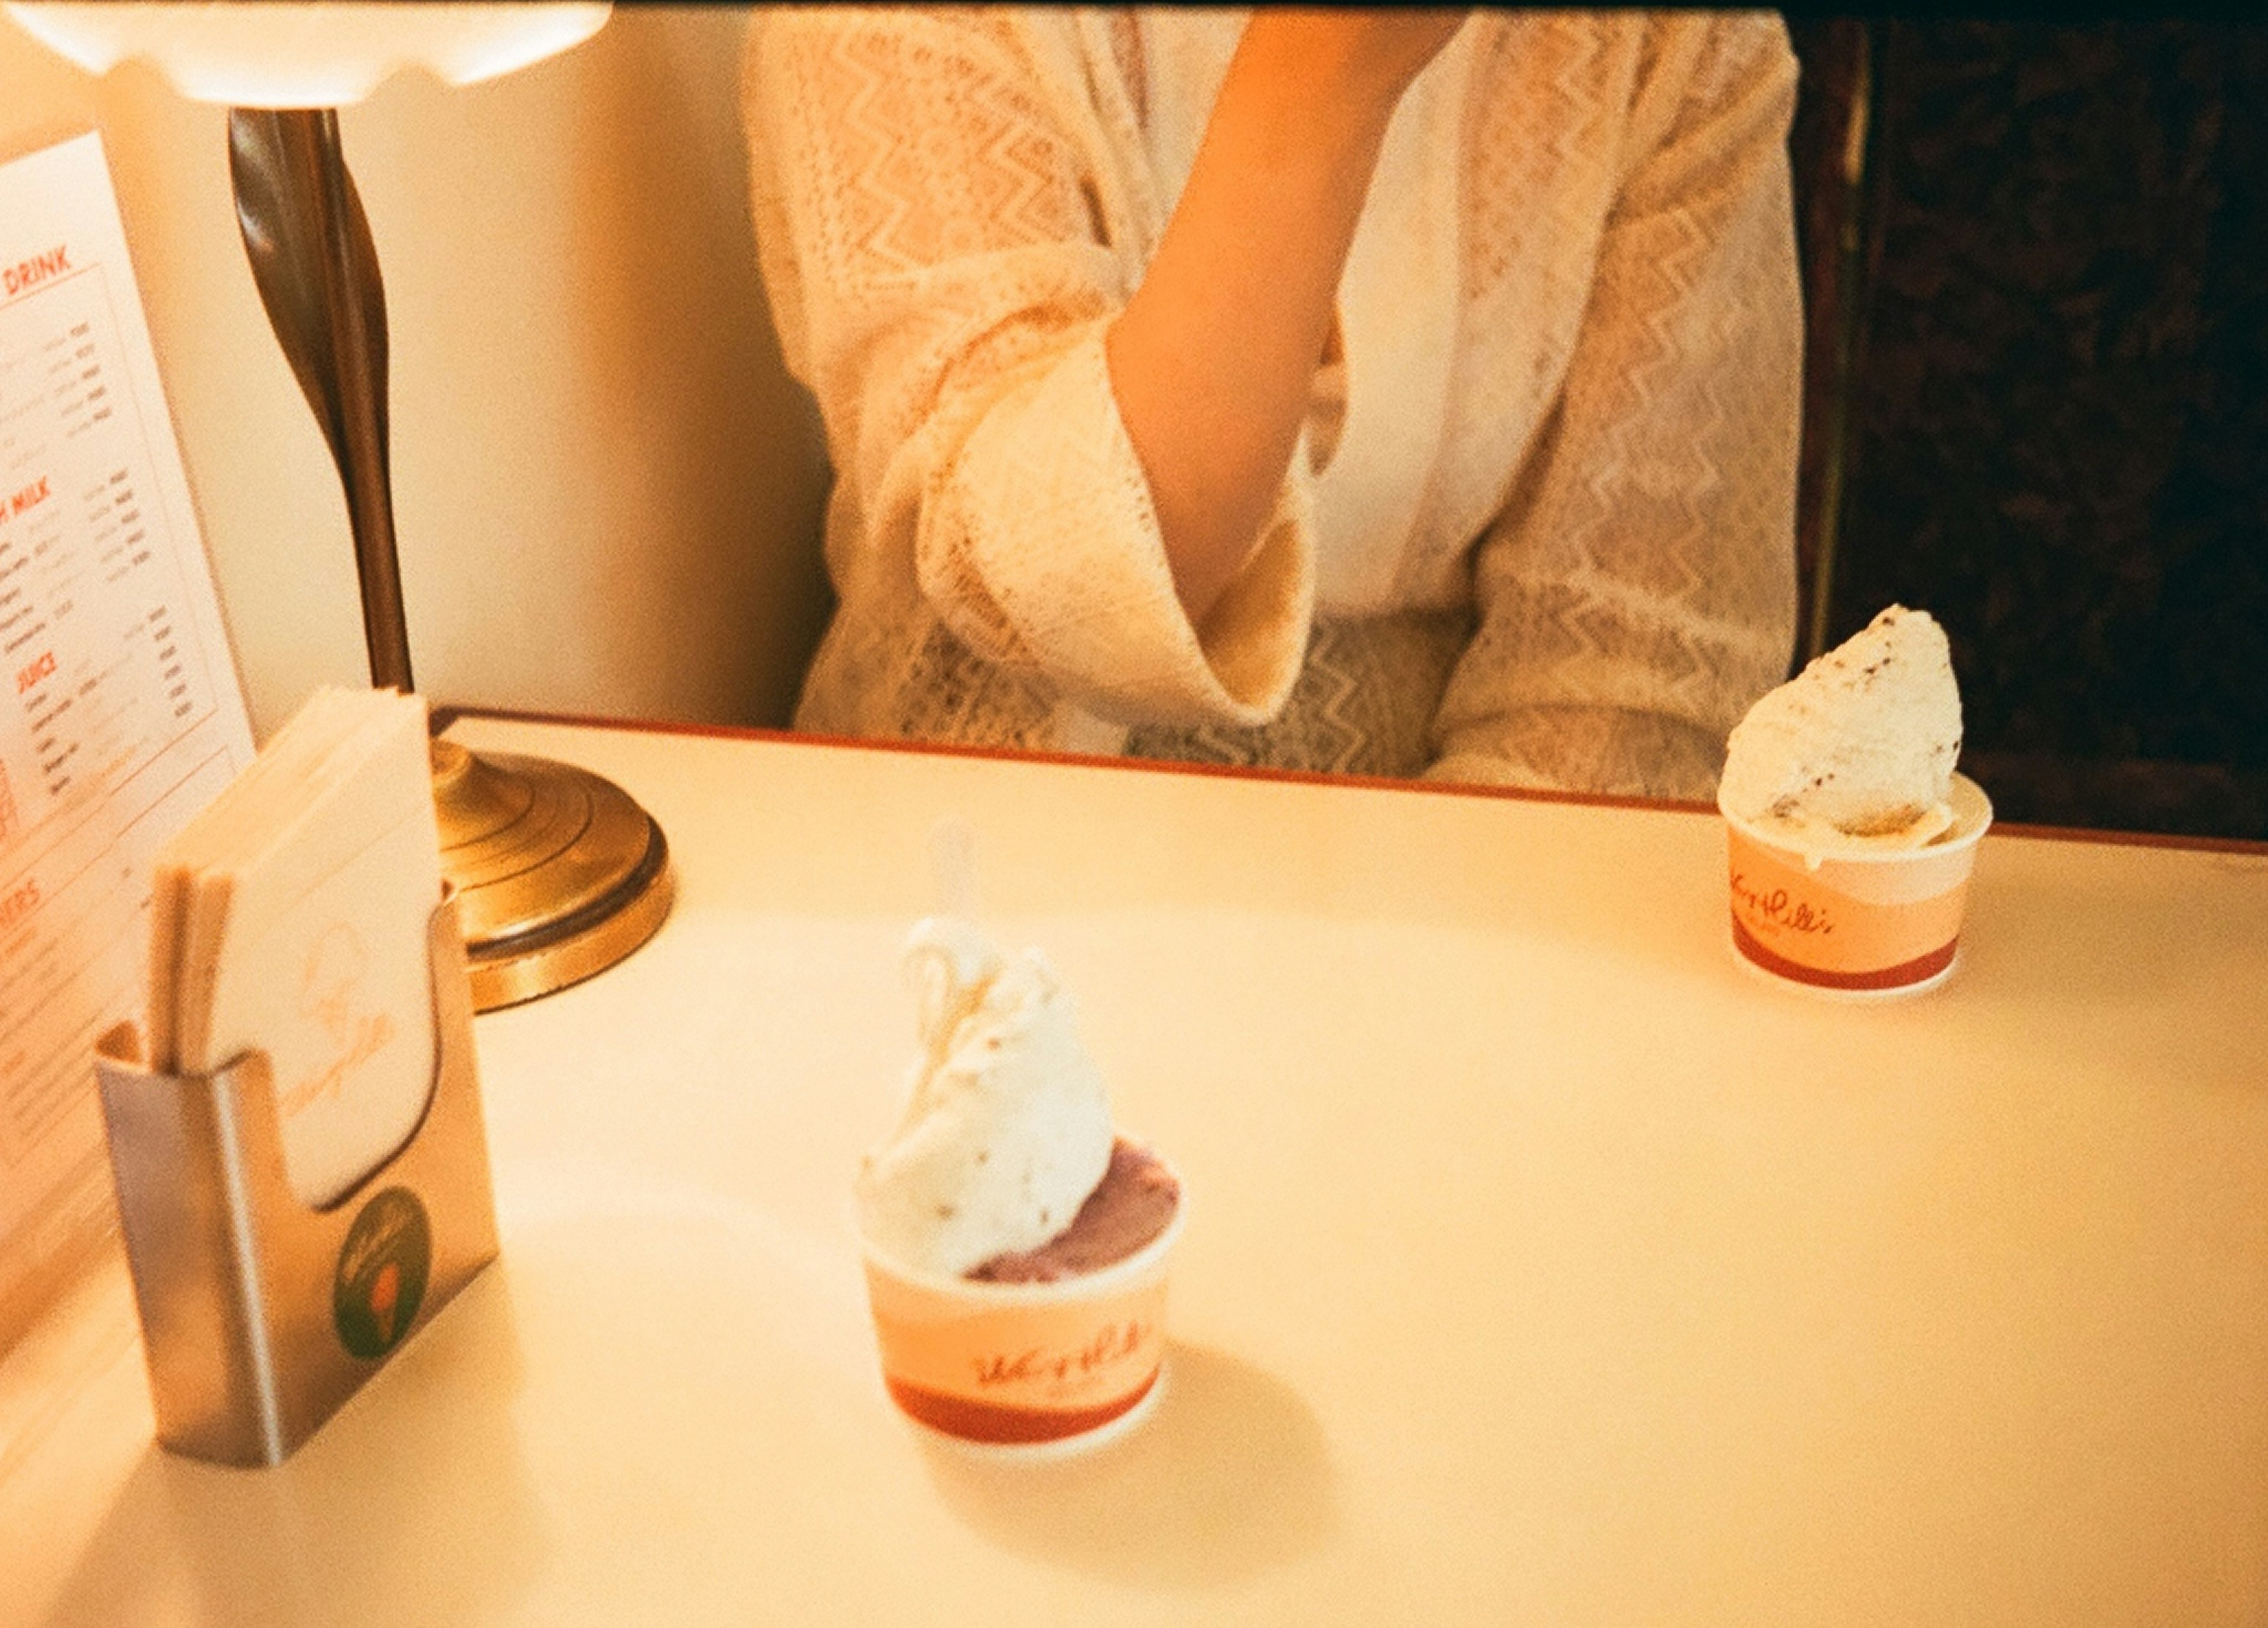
743, 6, 1312, 732
1428, 14, 1803, 800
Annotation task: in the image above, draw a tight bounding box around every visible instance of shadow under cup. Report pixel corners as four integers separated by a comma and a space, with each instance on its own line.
1720, 773, 1993, 995
861, 1167, 1185, 1454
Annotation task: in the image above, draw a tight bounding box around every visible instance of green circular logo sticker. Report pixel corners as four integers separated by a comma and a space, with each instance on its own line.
334, 1187, 432, 1360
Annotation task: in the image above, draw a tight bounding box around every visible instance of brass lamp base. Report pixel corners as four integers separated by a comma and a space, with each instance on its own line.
429, 740, 673, 1011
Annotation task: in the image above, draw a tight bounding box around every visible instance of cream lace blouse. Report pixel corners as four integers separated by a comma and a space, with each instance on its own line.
743, 7, 1802, 796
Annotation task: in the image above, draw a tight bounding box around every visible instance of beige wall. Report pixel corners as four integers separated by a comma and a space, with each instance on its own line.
0, 5, 832, 741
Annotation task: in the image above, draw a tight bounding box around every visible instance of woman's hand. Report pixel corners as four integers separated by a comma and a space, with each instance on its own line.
1106, 9, 1470, 629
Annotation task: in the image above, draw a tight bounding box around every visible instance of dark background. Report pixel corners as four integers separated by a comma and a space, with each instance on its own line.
1785, 19, 2267, 839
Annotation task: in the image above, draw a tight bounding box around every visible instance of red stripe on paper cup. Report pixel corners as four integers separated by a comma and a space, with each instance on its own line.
885, 1369, 1161, 1445
1732, 916, 1958, 990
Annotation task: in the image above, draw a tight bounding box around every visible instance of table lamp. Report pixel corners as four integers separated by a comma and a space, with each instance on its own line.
4, 1, 674, 1011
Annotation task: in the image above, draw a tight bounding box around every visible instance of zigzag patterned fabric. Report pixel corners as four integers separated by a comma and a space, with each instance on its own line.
743, 8, 1801, 797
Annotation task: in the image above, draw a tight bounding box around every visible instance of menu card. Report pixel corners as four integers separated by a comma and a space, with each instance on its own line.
0, 132, 255, 1349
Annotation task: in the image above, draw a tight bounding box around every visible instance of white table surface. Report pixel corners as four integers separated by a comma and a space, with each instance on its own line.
5, 715, 2266, 1626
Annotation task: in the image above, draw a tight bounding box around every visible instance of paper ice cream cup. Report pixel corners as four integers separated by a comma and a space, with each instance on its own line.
1719, 773, 1992, 997
859, 1159, 1185, 1456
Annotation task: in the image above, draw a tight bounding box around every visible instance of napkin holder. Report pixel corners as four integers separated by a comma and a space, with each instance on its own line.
93, 893, 498, 1467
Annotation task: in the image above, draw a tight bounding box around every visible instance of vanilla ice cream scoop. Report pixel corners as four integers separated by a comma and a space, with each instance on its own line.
1720, 605, 1963, 846
855, 917, 1114, 1279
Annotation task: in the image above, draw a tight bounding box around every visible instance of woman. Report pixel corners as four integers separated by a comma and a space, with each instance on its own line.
744, 8, 1801, 796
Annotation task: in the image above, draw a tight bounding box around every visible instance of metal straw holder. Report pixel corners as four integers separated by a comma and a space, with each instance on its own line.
93, 894, 499, 1467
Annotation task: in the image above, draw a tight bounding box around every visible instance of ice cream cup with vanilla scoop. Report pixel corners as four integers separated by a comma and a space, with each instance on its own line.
855, 913, 1184, 1454
1717, 606, 1992, 995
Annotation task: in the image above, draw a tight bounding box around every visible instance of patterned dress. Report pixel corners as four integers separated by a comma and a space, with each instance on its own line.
743, 7, 1803, 796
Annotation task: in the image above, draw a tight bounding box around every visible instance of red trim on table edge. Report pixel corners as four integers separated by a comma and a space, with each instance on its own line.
428, 705, 2268, 857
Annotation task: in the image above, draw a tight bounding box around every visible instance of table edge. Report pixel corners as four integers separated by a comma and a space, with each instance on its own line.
431, 705, 2268, 858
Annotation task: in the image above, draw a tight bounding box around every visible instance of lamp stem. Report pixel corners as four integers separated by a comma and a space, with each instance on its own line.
224, 103, 673, 1011
227, 107, 414, 692
301, 110, 412, 692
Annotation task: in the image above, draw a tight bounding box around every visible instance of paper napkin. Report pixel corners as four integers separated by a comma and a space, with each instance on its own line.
148, 686, 442, 1208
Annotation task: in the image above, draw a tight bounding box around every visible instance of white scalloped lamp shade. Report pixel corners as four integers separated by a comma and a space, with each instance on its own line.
1, 1, 610, 106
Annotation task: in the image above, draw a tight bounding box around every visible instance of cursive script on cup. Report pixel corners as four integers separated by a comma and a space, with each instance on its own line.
1730, 870, 1834, 936
972, 1319, 1151, 1393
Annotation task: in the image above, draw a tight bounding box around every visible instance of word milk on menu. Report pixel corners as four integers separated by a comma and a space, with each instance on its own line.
0, 132, 253, 1344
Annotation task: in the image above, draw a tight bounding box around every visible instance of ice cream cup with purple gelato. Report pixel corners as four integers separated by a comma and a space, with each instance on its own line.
1718, 607, 1993, 995
861, 1143, 1185, 1453
856, 918, 1184, 1453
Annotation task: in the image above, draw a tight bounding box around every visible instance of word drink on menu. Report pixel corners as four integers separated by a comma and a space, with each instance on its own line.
0, 132, 253, 1344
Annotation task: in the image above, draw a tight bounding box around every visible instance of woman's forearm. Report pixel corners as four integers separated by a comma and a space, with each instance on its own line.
1106, 14, 1459, 627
